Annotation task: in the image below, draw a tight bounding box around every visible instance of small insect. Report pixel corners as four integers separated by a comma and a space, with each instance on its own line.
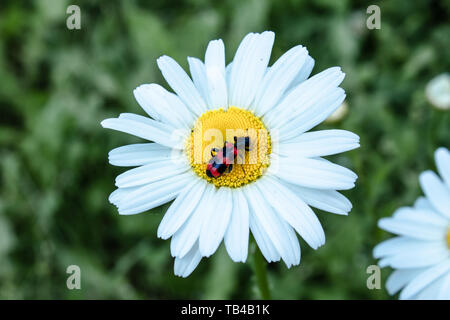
206, 135, 251, 178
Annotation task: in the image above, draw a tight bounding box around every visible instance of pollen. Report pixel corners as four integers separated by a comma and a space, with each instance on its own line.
186, 107, 271, 188
447, 227, 450, 249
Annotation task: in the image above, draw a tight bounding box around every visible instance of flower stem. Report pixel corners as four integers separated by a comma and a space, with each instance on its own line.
252, 244, 272, 300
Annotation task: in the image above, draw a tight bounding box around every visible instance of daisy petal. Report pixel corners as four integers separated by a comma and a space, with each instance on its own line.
174, 241, 202, 278
277, 88, 346, 141
133, 84, 193, 129
199, 187, 233, 257
258, 176, 325, 249
285, 56, 315, 92
419, 170, 450, 218
378, 217, 446, 241
116, 172, 192, 215
276, 130, 360, 157
228, 32, 275, 108
245, 184, 300, 267
101, 116, 184, 149
413, 196, 434, 211
115, 160, 188, 188
272, 157, 357, 190
157, 55, 207, 116
108, 143, 174, 167
205, 39, 228, 109
226, 61, 233, 86
413, 277, 446, 300
188, 57, 212, 107
251, 45, 309, 116
438, 274, 450, 300
399, 260, 450, 299
224, 191, 249, 263
385, 268, 426, 295
392, 207, 448, 227
108, 186, 139, 207
157, 178, 207, 240
374, 236, 440, 258
170, 184, 216, 258
435, 147, 450, 188
289, 184, 352, 215
265, 67, 345, 129
375, 237, 448, 268
249, 209, 281, 263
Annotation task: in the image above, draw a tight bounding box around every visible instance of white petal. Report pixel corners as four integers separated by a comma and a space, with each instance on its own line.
163, 89, 197, 127
188, 57, 212, 107
413, 277, 445, 300
392, 207, 448, 227
289, 184, 352, 215
101, 116, 184, 149
435, 147, 450, 189
438, 273, 450, 299
108, 143, 175, 167
271, 157, 357, 190
379, 250, 448, 269
276, 130, 360, 158
285, 56, 315, 92
199, 187, 233, 257
118, 112, 175, 128
374, 236, 439, 258
378, 216, 447, 241
157, 178, 207, 239
245, 184, 300, 267
249, 208, 281, 263
108, 186, 139, 207
385, 268, 426, 295
157, 55, 207, 116
228, 32, 275, 108
174, 241, 202, 278
375, 237, 448, 268
400, 260, 450, 299
170, 184, 216, 258
224, 191, 249, 263
115, 160, 188, 188
116, 172, 192, 215
133, 84, 193, 129
257, 176, 325, 249
419, 170, 450, 218
251, 45, 309, 116
205, 39, 228, 109
413, 196, 434, 211
226, 61, 233, 87
265, 67, 345, 129
283, 220, 301, 266
277, 88, 346, 141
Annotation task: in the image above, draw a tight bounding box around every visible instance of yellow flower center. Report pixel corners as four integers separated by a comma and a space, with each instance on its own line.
447, 227, 450, 248
186, 107, 271, 188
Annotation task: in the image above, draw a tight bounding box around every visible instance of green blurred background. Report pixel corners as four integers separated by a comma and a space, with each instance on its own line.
0, 0, 449, 299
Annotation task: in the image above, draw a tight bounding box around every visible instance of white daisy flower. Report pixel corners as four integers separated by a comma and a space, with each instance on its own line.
425, 73, 450, 111
101, 31, 359, 278
374, 147, 450, 299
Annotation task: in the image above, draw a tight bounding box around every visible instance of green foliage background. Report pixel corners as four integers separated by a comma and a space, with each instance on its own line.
0, 0, 449, 299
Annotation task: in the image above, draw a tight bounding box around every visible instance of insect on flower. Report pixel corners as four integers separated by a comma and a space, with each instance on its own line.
206, 135, 251, 178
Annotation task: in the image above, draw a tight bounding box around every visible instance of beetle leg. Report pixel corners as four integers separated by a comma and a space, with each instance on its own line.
226, 164, 233, 173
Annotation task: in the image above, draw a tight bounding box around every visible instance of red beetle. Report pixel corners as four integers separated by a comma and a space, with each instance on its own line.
206, 136, 251, 178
